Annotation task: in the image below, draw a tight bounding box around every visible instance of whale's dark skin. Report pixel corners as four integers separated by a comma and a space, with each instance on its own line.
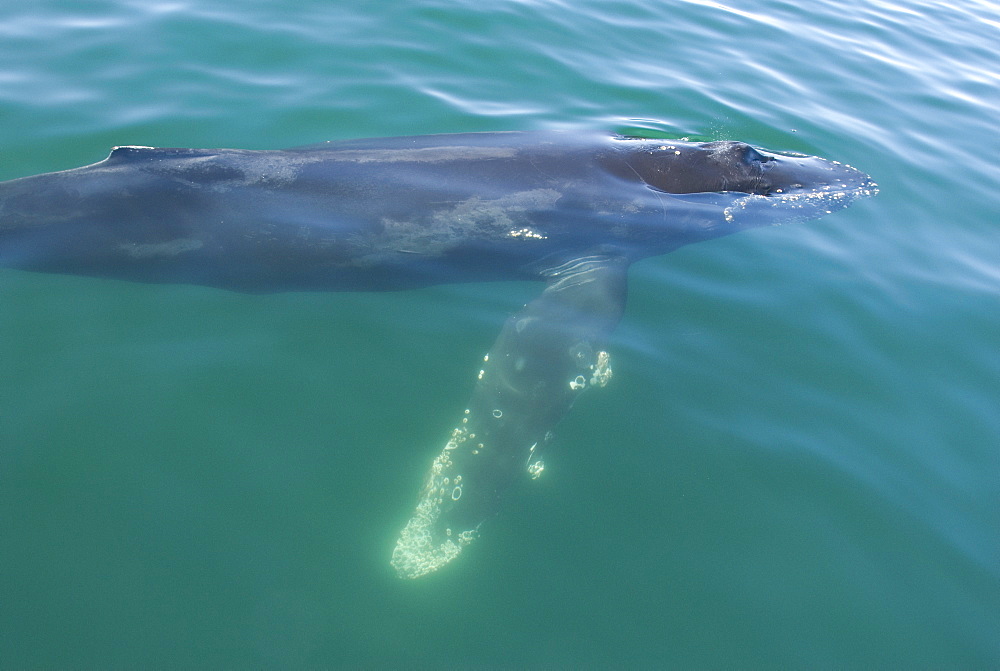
0, 131, 877, 578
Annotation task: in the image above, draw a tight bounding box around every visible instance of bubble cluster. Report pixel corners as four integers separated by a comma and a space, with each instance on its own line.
568, 350, 612, 391
591, 351, 612, 387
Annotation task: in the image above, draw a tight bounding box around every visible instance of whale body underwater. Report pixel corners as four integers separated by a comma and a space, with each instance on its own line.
0, 131, 877, 578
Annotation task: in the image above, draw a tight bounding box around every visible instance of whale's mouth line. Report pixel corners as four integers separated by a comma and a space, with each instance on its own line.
706, 177, 879, 201
768, 178, 879, 199
724, 178, 879, 225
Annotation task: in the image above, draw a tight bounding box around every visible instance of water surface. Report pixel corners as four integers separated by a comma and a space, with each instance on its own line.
1, 0, 998, 667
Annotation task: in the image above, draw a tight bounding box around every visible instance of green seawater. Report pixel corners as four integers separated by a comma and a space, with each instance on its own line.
1, 0, 998, 667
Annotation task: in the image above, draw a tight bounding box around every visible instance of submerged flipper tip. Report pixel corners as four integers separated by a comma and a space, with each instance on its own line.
391, 498, 478, 579
391, 256, 627, 578
391, 440, 480, 579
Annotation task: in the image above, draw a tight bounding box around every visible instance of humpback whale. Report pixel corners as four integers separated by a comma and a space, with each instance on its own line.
0, 131, 877, 578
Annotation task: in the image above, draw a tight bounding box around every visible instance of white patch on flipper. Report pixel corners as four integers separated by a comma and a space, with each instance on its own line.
390, 427, 479, 579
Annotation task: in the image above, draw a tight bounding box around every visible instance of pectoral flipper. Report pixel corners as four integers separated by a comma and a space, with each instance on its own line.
391, 255, 628, 578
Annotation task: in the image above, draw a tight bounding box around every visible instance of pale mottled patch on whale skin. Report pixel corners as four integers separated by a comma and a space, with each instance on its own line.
357, 188, 564, 259
119, 238, 204, 259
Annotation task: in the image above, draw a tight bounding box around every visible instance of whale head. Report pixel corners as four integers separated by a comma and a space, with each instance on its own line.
601, 137, 878, 251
